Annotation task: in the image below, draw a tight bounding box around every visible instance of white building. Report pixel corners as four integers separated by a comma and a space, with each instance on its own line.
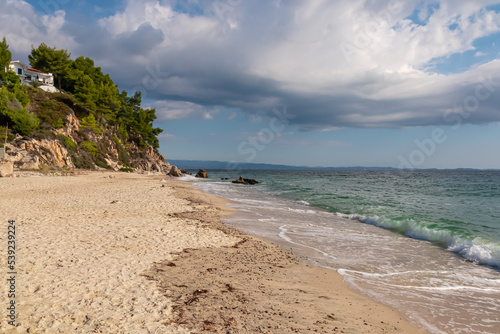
8, 60, 59, 93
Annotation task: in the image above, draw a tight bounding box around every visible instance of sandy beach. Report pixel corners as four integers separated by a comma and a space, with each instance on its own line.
1, 172, 426, 333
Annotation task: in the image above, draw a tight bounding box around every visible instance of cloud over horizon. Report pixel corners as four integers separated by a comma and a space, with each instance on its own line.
2, 0, 500, 132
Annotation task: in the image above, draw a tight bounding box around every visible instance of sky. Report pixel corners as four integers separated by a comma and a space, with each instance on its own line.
1, 0, 500, 169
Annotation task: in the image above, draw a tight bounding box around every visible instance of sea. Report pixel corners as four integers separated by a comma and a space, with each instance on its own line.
183, 169, 500, 334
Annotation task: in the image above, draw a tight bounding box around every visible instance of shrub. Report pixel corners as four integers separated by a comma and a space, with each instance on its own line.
82, 140, 98, 157
31, 129, 56, 141
80, 114, 101, 135
0, 88, 39, 136
95, 158, 111, 169
0, 125, 14, 143
72, 153, 94, 169
34, 100, 68, 129
15, 88, 30, 108
116, 124, 128, 140
119, 167, 133, 173
29, 81, 44, 89
113, 137, 130, 166
58, 134, 76, 149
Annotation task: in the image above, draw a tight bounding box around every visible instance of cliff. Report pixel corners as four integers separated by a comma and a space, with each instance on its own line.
0, 41, 185, 175
2, 92, 174, 174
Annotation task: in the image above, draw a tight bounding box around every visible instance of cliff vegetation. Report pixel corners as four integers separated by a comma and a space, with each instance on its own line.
0, 38, 171, 174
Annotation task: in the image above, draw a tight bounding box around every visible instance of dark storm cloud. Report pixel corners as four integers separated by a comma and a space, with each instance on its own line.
115, 23, 164, 56
5, 0, 500, 130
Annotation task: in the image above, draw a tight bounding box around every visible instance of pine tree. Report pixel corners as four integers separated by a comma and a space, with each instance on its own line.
0, 37, 12, 74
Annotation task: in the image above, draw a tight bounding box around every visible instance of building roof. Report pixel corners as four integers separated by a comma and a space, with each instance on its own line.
27, 67, 50, 75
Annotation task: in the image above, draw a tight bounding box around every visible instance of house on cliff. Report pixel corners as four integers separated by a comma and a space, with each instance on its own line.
8, 60, 59, 93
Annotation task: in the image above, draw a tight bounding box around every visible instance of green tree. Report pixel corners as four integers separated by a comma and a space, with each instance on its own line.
113, 91, 162, 148
74, 74, 97, 110
82, 140, 98, 157
0, 37, 12, 83
28, 43, 71, 91
80, 113, 101, 135
64, 56, 121, 123
133, 107, 163, 148
2, 71, 29, 106
115, 90, 140, 130
64, 56, 96, 93
96, 81, 120, 117
0, 37, 11, 72
0, 88, 38, 136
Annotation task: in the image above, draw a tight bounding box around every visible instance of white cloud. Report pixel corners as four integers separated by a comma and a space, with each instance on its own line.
98, 0, 175, 35
151, 100, 219, 120
158, 133, 177, 139
98, 0, 220, 49
0, 1, 75, 56
249, 0, 500, 96
1, 0, 500, 129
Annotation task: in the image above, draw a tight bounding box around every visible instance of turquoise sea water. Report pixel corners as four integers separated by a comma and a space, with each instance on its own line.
188, 170, 500, 333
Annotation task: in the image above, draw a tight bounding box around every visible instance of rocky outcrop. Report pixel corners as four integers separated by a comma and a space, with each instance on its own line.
127, 144, 171, 173
195, 169, 208, 178
232, 176, 259, 185
168, 166, 183, 177
3, 131, 174, 174
32, 139, 74, 168
2, 99, 177, 174
4, 138, 73, 169
17, 155, 39, 170
56, 110, 80, 137
0, 160, 13, 177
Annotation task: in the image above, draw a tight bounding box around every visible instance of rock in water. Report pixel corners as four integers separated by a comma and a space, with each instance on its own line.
232, 176, 259, 185
169, 166, 183, 177
180, 169, 193, 175
245, 178, 259, 185
232, 176, 245, 184
195, 169, 208, 178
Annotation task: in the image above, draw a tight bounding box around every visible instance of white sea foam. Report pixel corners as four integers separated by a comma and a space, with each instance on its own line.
334, 212, 500, 269
285, 207, 317, 214
448, 239, 500, 268
338, 269, 500, 292
278, 225, 336, 259
178, 174, 197, 181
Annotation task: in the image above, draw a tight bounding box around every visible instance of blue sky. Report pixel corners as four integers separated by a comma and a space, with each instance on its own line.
1, 0, 500, 169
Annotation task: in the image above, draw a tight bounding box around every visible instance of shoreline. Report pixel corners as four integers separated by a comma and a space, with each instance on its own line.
156, 178, 426, 333
0, 172, 425, 333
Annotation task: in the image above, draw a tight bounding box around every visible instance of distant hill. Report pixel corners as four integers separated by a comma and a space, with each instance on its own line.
167, 160, 399, 171
167, 160, 500, 171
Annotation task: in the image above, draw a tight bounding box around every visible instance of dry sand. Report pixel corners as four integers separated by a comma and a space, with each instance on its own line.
0, 172, 426, 333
